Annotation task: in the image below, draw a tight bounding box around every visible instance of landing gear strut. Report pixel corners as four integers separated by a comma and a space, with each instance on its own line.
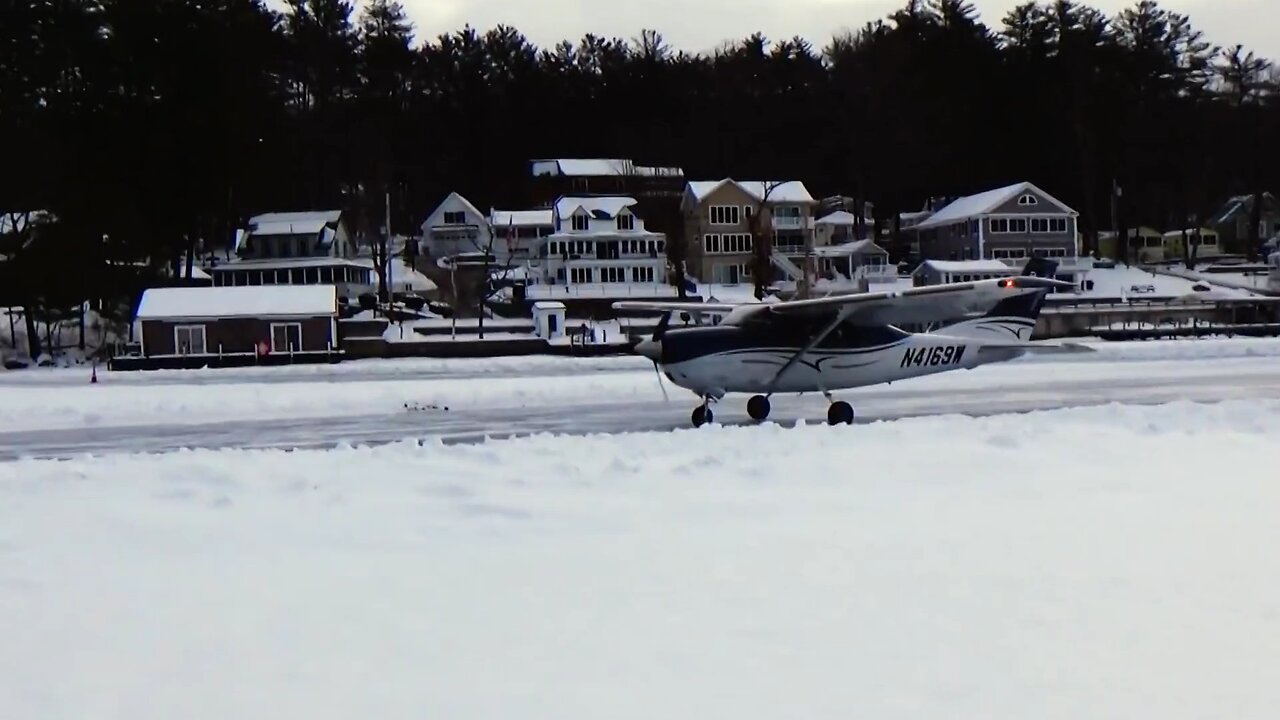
747, 394, 771, 421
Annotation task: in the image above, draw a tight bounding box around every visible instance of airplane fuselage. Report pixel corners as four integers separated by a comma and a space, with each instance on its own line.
652, 324, 1022, 398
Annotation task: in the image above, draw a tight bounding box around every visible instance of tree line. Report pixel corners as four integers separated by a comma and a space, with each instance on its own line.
1, 0, 1277, 331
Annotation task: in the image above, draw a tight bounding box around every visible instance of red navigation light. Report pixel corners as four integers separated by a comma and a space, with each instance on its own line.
999, 278, 1018, 288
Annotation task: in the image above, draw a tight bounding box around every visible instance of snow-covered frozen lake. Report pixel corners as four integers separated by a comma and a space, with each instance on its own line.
2, 399, 1279, 719
3, 337, 1280, 457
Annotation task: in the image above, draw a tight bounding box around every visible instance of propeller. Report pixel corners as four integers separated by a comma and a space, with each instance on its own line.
635, 311, 672, 402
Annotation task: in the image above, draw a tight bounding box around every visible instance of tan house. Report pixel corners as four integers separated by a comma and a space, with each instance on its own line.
1097, 227, 1165, 262
680, 179, 818, 285
1162, 227, 1220, 259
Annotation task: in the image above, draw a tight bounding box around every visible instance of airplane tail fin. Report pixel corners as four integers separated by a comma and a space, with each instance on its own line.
1021, 257, 1060, 278
936, 287, 1049, 341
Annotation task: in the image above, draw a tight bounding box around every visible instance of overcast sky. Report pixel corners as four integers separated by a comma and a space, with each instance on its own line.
389, 0, 1276, 59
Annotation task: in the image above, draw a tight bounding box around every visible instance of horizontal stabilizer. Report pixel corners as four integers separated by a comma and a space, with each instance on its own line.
978, 341, 1095, 354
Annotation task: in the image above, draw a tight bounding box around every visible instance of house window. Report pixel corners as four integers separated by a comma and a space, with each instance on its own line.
600, 267, 626, 283
992, 248, 1027, 260
705, 234, 720, 253
570, 267, 592, 283
633, 267, 655, 283
1018, 194, 1039, 206
1008, 218, 1028, 233
709, 205, 741, 225
271, 322, 303, 353
1049, 218, 1068, 233
443, 211, 466, 225
990, 218, 1009, 233
572, 213, 589, 231
174, 325, 206, 356
1030, 218, 1049, 233
723, 233, 753, 254
617, 213, 634, 231
707, 233, 751, 253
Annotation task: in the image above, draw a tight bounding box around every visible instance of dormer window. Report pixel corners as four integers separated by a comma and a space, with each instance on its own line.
617, 213, 634, 231
572, 213, 589, 231
1017, 194, 1039, 206
443, 211, 465, 224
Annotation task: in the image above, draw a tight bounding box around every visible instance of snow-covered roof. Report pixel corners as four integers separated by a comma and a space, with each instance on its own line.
424, 192, 486, 227
687, 180, 816, 204
813, 239, 888, 257
912, 182, 1076, 231
1099, 226, 1164, 239
914, 260, 1015, 275
555, 196, 637, 219
1213, 192, 1278, 225
530, 159, 684, 177
356, 257, 438, 293
1162, 228, 1219, 238
247, 211, 341, 236
491, 209, 554, 227
815, 210, 866, 226
136, 285, 338, 320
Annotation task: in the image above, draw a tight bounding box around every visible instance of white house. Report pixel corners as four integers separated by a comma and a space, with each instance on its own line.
488, 208, 554, 264
538, 196, 667, 288
911, 259, 1017, 287
420, 192, 492, 260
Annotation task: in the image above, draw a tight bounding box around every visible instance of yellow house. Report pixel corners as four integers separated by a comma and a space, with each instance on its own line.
1162, 227, 1220, 259
1098, 227, 1164, 262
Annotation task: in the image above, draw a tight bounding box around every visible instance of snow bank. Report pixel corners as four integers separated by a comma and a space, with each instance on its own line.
2, 400, 1279, 719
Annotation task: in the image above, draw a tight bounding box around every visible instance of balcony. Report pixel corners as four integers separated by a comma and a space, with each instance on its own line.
772, 216, 814, 230
854, 263, 897, 280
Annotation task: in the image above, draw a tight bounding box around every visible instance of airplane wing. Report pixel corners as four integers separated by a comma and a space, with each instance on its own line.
767, 276, 1075, 326
611, 301, 750, 316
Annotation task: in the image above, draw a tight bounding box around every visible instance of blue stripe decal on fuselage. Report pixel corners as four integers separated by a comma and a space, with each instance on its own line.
657, 325, 911, 365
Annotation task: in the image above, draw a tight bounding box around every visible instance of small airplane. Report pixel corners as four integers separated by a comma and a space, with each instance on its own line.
614, 264, 1092, 427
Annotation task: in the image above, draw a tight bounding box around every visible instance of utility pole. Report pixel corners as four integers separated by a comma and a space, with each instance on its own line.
384, 188, 392, 304
1111, 179, 1127, 265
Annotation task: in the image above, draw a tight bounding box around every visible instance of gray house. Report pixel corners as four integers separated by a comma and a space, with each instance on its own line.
912, 182, 1079, 265
210, 210, 375, 299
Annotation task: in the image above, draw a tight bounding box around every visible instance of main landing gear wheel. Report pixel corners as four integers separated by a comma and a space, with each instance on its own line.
692, 405, 714, 427
827, 401, 855, 426
747, 395, 771, 421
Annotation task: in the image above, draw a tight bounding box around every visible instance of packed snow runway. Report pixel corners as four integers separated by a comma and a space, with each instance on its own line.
4, 338, 1280, 458
3, 397, 1280, 718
